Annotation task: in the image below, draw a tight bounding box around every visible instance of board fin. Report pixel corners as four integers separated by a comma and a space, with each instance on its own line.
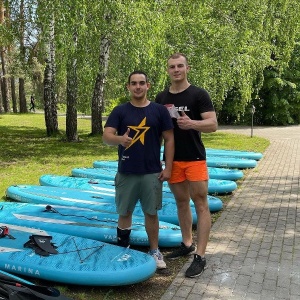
24, 235, 58, 256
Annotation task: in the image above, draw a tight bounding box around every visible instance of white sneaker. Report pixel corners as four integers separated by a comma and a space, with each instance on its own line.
149, 249, 166, 269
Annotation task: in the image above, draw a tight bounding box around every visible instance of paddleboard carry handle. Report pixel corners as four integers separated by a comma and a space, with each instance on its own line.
88, 179, 99, 184
0, 226, 15, 239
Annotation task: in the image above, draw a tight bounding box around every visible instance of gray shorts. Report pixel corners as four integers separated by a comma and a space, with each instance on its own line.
115, 172, 163, 216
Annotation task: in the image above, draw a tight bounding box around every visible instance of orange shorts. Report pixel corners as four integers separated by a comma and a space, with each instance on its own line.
168, 161, 208, 184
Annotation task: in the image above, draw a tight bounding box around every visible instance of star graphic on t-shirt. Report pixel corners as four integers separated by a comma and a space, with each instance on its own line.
126, 117, 150, 149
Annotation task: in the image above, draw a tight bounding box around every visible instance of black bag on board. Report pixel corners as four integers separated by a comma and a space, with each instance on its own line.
0, 270, 73, 300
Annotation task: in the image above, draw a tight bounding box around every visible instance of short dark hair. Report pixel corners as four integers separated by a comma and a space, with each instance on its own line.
128, 71, 148, 84
168, 53, 189, 65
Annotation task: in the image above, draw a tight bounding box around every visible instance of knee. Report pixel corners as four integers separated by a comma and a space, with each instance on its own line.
192, 197, 209, 213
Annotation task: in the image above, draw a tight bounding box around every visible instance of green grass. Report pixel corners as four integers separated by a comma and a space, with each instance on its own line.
0, 113, 118, 200
0, 113, 270, 300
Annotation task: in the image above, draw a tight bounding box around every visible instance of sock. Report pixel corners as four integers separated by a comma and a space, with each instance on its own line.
117, 227, 131, 247
149, 248, 160, 255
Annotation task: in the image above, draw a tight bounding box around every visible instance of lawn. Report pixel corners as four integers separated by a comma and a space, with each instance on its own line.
0, 113, 270, 300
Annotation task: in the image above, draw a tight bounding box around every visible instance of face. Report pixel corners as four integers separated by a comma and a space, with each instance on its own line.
127, 74, 150, 100
167, 56, 190, 82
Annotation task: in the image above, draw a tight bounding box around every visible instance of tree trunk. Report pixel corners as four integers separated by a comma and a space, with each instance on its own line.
19, 78, 27, 112
44, 60, 54, 136
91, 36, 110, 135
44, 15, 59, 136
66, 58, 78, 141
19, 0, 27, 113
66, 32, 78, 142
0, 47, 9, 112
49, 16, 58, 133
11, 77, 17, 113
0, 78, 3, 113
0, 2, 9, 112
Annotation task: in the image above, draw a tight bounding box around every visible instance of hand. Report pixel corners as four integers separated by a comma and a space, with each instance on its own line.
176, 111, 192, 130
158, 168, 171, 182
120, 128, 132, 147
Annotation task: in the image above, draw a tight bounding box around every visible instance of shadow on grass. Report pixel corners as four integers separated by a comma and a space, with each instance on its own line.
0, 125, 114, 166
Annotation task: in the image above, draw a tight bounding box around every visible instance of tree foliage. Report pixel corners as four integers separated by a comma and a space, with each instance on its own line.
1, 0, 300, 133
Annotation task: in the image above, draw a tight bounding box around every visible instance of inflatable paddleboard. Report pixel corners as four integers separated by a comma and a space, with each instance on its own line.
0, 223, 156, 286
86, 163, 244, 181
207, 156, 257, 169
41, 172, 231, 199
0, 201, 181, 247
160, 146, 263, 161
206, 148, 263, 160
208, 167, 243, 181
82, 164, 238, 194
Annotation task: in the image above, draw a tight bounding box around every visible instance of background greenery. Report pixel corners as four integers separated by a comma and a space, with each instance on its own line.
1, 0, 300, 127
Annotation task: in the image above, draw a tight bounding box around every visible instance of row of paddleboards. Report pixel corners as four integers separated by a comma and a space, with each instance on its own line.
0, 147, 262, 286
6, 183, 223, 225
1, 172, 224, 287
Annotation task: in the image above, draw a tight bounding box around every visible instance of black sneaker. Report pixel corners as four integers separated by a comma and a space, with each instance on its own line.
166, 242, 196, 260
185, 254, 207, 278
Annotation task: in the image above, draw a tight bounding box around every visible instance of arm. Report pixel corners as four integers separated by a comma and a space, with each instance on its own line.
102, 127, 132, 148
177, 111, 218, 133
158, 129, 174, 181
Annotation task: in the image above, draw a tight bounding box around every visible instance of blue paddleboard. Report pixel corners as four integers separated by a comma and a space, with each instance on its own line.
89, 162, 237, 193
160, 146, 263, 161
39, 174, 229, 202
0, 223, 156, 286
88, 162, 244, 181
206, 156, 257, 169
0, 201, 181, 247
206, 148, 263, 160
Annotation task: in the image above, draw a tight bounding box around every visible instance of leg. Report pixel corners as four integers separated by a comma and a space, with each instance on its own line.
169, 181, 193, 246
114, 173, 138, 247
117, 212, 133, 247
184, 180, 210, 278
189, 180, 211, 257
139, 173, 166, 269
145, 212, 166, 269
166, 181, 196, 260
144, 213, 159, 251
118, 212, 133, 229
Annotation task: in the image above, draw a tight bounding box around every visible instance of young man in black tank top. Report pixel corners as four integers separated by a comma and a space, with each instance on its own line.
156, 53, 218, 277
